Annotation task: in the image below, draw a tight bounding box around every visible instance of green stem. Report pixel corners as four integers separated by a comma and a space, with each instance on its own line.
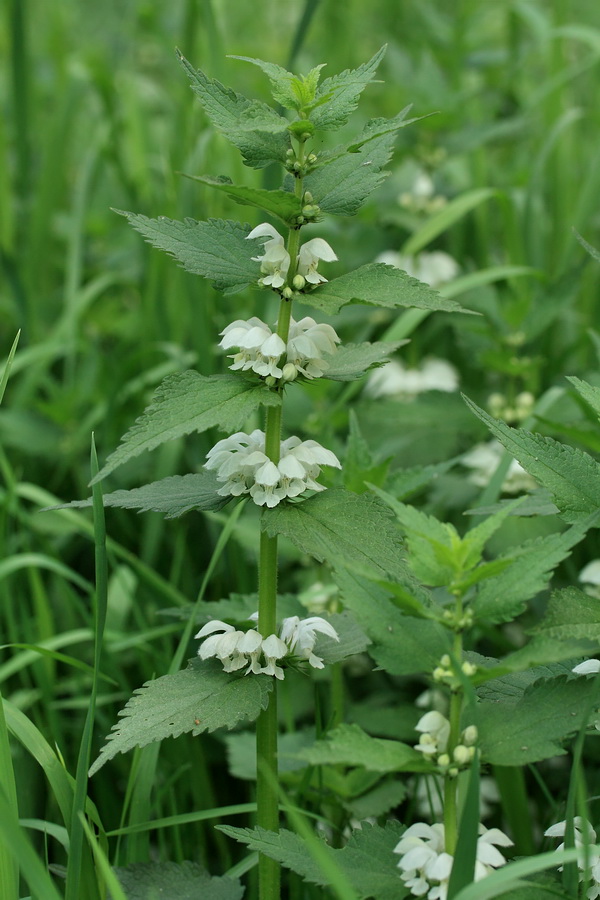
444, 626, 464, 856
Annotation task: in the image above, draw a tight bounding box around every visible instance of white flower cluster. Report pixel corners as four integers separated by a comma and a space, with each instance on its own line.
545, 818, 600, 899
377, 249, 459, 288
366, 358, 459, 399
394, 822, 512, 900
461, 440, 537, 495
219, 315, 340, 381
195, 614, 339, 679
414, 712, 478, 774
205, 429, 341, 507
248, 223, 337, 289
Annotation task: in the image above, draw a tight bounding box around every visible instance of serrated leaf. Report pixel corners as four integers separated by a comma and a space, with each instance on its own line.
474, 636, 597, 685
111, 861, 244, 900
93, 372, 280, 482
304, 132, 398, 216
316, 611, 371, 664
344, 779, 407, 820
184, 176, 302, 225
575, 230, 600, 263
261, 489, 405, 581
471, 517, 595, 623
230, 56, 326, 110
218, 822, 408, 900
90, 658, 273, 776
58, 472, 230, 518
305, 264, 469, 316
311, 46, 387, 130
178, 52, 290, 167
387, 458, 460, 500
532, 586, 600, 641
464, 396, 600, 524
477, 676, 599, 765
296, 723, 430, 774
334, 568, 450, 676
567, 375, 600, 419
116, 212, 260, 293
323, 342, 406, 382
476, 661, 575, 703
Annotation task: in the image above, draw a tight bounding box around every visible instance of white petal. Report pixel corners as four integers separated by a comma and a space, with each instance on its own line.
300, 238, 338, 262
247, 223, 283, 242
573, 659, 600, 675
195, 620, 234, 639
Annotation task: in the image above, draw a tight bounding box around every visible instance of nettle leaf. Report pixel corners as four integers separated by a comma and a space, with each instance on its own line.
323, 341, 406, 382
316, 610, 371, 664
184, 176, 302, 225
112, 861, 244, 900
474, 636, 597, 685
344, 411, 391, 494
90, 658, 272, 776
218, 822, 407, 900
296, 723, 430, 774
178, 52, 290, 168
567, 375, 600, 419
304, 132, 398, 217
477, 676, 599, 765
230, 56, 326, 111
93, 372, 280, 482
60, 472, 229, 518
471, 517, 595, 624
464, 397, 600, 524
261, 489, 405, 581
116, 212, 260, 293
388, 458, 460, 501
334, 568, 450, 676
476, 661, 575, 703
345, 779, 407, 820
311, 46, 387, 131
532, 586, 600, 641
304, 264, 469, 316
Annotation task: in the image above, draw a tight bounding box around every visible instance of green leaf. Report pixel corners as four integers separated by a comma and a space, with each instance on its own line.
402, 188, 497, 256
261, 489, 405, 581
90, 659, 273, 776
566, 375, 600, 419
464, 397, 600, 524
316, 611, 371, 665
305, 264, 469, 316
304, 132, 398, 217
116, 212, 260, 293
60, 472, 230, 518
334, 568, 450, 676
311, 46, 387, 130
471, 518, 595, 623
183, 175, 302, 225
343, 411, 391, 493
93, 372, 281, 482
387, 458, 460, 501
177, 52, 290, 167
474, 636, 597, 684
324, 341, 406, 382
229, 56, 326, 111
112, 861, 244, 900
344, 780, 407, 820
218, 823, 408, 900
531, 586, 600, 641
477, 676, 599, 765
296, 723, 430, 774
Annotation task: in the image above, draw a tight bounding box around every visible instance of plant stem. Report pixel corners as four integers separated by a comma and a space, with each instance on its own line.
444, 623, 464, 856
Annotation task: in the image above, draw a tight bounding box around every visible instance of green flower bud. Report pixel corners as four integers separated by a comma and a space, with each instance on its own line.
282, 363, 298, 382
453, 745, 471, 765
282, 286, 293, 299
265, 375, 277, 387
463, 725, 478, 745
437, 753, 450, 767
288, 119, 315, 139
293, 274, 306, 290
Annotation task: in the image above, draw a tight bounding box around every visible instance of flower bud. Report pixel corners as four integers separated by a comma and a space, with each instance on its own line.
437, 753, 450, 767
293, 274, 306, 290
453, 744, 471, 765
282, 363, 298, 382
461, 661, 477, 677
462, 725, 478, 745
265, 375, 277, 386
282, 286, 293, 299
307, 153, 317, 164
440, 654, 451, 667
303, 191, 314, 204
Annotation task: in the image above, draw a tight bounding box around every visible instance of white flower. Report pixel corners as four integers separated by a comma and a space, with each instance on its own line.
279, 615, 339, 668
415, 711, 451, 758
259, 634, 288, 679
377, 250, 459, 288
366, 358, 458, 399
247, 223, 291, 288
580, 561, 600, 600
205, 430, 341, 507
286, 316, 340, 379
461, 441, 537, 494
297, 237, 337, 284
572, 659, 600, 675
195, 621, 249, 673
394, 822, 511, 900
545, 817, 600, 895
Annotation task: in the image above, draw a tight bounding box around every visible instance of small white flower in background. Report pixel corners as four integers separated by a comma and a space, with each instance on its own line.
279, 615, 339, 668
205, 430, 341, 507
461, 441, 537, 495
579, 561, 600, 600
394, 822, 512, 900
366, 358, 459, 400
247, 223, 291, 288
415, 711, 450, 758
545, 817, 600, 896
377, 249, 459, 288
196, 614, 339, 679
286, 316, 340, 379
297, 237, 337, 284
299, 581, 339, 615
